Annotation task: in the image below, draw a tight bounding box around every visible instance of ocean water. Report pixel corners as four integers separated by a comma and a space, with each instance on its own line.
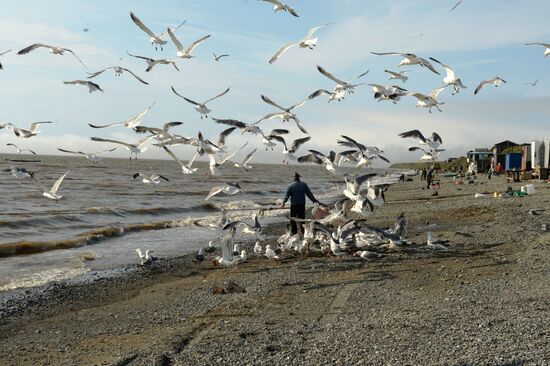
0, 154, 348, 291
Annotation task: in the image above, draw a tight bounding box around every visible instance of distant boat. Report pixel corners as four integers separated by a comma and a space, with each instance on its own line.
5, 158, 41, 163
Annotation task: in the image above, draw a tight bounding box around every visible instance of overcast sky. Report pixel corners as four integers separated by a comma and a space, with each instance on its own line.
1, 0, 549, 165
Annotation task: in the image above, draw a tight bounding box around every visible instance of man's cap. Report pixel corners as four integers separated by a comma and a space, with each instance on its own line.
294, 172, 301, 179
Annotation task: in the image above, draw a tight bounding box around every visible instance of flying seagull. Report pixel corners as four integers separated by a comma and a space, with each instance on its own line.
31, 171, 69, 200
17, 43, 86, 68
260, 129, 289, 150
171, 86, 230, 119
450, 0, 463, 12
525, 79, 540, 87
0, 49, 12, 70
233, 148, 258, 171
212, 118, 262, 135
63, 80, 103, 93
309, 66, 369, 102
474, 77, 506, 95
269, 23, 333, 64
162, 146, 199, 175
6, 143, 37, 155
57, 147, 117, 163
7, 121, 53, 138
371, 51, 440, 75
89, 102, 155, 129
429, 57, 467, 95
3, 166, 35, 179
205, 182, 242, 201
133, 172, 170, 185
399, 130, 443, 151
270, 135, 311, 164
130, 12, 186, 51
525, 42, 550, 57
126, 51, 179, 72
167, 28, 211, 59
135, 248, 157, 265
384, 69, 409, 83
259, 0, 299, 17
213, 53, 229, 62
257, 95, 308, 133
90, 136, 154, 159
87, 66, 148, 85
409, 86, 448, 113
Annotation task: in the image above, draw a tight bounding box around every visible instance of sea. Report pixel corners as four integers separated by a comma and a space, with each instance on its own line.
0, 154, 351, 292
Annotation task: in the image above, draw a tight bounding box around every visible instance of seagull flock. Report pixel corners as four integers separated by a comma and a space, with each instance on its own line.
0, 1, 546, 266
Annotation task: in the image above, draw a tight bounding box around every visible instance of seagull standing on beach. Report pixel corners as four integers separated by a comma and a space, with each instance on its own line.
269, 23, 333, 64
63, 80, 104, 93
426, 223, 449, 252
167, 28, 211, 59
171, 86, 230, 119
17, 43, 87, 67
130, 12, 186, 51
0, 49, 12, 70
265, 244, 280, 259
474, 77, 507, 95
32, 171, 69, 200
135, 248, 158, 265
259, 0, 299, 17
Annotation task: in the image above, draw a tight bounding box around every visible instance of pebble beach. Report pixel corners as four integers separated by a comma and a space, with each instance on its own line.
0, 174, 548, 366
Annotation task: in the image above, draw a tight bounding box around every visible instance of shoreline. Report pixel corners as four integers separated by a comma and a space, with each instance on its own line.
1, 176, 549, 365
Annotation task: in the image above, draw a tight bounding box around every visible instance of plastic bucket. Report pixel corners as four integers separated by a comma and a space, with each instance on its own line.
525, 184, 535, 195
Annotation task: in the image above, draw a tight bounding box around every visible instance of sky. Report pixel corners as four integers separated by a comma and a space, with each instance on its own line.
0, 0, 549, 165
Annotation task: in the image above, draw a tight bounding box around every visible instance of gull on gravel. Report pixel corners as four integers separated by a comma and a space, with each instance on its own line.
133, 172, 170, 185
63, 80, 103, 93
17, 43, 87, 68
6, 143, 37, 155
269, 23, 333, 64
32, 171, 69, 200
162, 147, 199, 175
259, 0, 299, 17
130, 12, 186, 51
257, 95, 308, 133
135, 248, 158, 266
0, 49, 11, 70
270, 135, 310, 164
384, 69, 409, 83
205, 182, 242, 200
308, 65, 369, 102
90, 136, 154, 159
87, 66, 149, 85
429, 57, 467, 95
525, 42, 550, 57
426, 227, 449, 252
126, 51, 179, 72
7, 121, 53, 138
167, 28, 211, 59
88, 102, 155, 129
171, 86, 230, 119
57, 147, 117, 163
265, 244, 280, 259
353, 250, 383, 260
253, 241, 263, 254
474, 77, 506, 95
371, 51, 440, 75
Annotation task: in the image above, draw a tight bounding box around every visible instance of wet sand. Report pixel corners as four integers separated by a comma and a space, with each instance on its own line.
0, 174, 549, 365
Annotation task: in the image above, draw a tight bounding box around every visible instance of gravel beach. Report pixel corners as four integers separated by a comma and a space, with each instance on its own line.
0, 174, 549, 366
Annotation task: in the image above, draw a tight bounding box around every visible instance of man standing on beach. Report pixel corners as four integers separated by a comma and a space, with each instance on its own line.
281, 173, 318, 235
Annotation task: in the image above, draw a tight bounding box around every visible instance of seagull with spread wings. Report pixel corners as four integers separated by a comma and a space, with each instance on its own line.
213, 53, 229, 62
7, 121, 53, 138
259, 0, 299, 17
257, 95, 308, 133
429, 57, 467, 95
167, 28, 211, 59
384, 69, 410, 83
130, 12, 186, 51
371, 51, 440, 75
6, 143, 37, 155
162, 147, 199, 175
269, 135, 310, 164
31, 171, 69, 200
205, 182, 242, 201
133, 172, 170, 185
90, 136, 154, 160
260, 129, 289, 150
408, 86, 449, 113
474, 77, 506, 95
269, 23, 333, 64
309, 66, 369, 102
126, 51, 179, 72
232, 148, 258, 171
17, 43, 86, 68
87, 66, 148, 85
171, 86, 230, 119
525, 42, 550, 57
0, 49, 12, 70
212, 118, 262, 135
63, 80, 103, 93
88, 103, 155, 130
57, 147, 117, 163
